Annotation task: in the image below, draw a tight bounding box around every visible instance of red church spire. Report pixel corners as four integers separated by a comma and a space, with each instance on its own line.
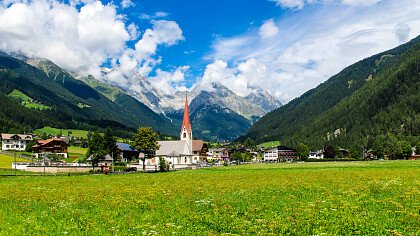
181, 94, 192, 134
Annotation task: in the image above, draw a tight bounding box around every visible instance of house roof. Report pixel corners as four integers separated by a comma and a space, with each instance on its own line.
208, 148, 227, 152
277, 145, 296, 151
180, 95, 192, 134
1, 134, 33, 141
156, 140, 191, 156
117, 142, 137, 152
192, 140, 205, 152
33, 138, 68, 148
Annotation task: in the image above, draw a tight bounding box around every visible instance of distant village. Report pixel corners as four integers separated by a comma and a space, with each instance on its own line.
1, 96, 419, 174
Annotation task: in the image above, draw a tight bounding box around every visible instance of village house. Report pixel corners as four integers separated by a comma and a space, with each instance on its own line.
148, 95, 207, 167
263, 145, 299, 162
117, 142, 139, 162
1, 133, 33, 151
207, 148, 229, 161
32, 138, 69, 158
309, 150, 324, 159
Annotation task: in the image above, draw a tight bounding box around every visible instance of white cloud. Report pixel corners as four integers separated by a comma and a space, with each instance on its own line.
341, 0, 384, 7
0, 1, 186, 95
269, 0, 315, 9
394, 22, 412, 43
259, 19, 279, 39
135, 20, 184, 59
0, 0, 129, 76
270, 0, 385, 9
206, 0, 420, 103
121, 0, 133, 9
149, 66, 190, 95
106, 20, 185, 93
140, 11, 169, 20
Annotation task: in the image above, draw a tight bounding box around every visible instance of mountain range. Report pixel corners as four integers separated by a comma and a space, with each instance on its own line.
75, 66, 282, 141
0, 53, 282, 141
241, 35, 420, 149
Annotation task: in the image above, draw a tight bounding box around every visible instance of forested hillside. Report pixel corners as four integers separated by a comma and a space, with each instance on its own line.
0, 54, 177, 137
242, 36, 420, 150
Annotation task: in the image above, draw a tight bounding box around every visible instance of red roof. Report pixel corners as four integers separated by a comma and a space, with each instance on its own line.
33, 138, 68, 147
181, 95, 192, 134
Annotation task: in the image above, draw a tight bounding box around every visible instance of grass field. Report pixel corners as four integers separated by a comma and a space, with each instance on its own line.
0, 161, 418, 235
0, 153, 30, 169
34, 126, 89, 138
67, 146, 88, 160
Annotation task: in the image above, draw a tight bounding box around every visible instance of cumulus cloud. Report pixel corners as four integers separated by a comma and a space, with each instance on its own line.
0, 0, 129, 76
149, 66, 190, 95
0, 1, 186, 95
259, 19, 279, 39
206, 0, 420, 102
105, 20, 185, 94
121, 0, 133, 9
135, 20, 184, 59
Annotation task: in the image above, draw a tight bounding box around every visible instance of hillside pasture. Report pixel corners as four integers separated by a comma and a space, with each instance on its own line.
8, 89, 50, 110
258, 140, 281, 149
34, 126, 89, 139
0, 161, 418, 235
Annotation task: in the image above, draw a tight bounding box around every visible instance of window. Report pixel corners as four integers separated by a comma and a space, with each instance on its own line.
183, 133, 186, 138
6, 145, 10, 148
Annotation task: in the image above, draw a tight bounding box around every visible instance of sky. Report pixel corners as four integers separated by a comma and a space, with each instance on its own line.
0, 0, 419, 103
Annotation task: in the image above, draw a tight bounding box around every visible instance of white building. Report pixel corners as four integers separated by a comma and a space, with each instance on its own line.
263, 146, 299, 162
309, 150, 324, 159
148, 95, 207, 167
1, 134, 33, 151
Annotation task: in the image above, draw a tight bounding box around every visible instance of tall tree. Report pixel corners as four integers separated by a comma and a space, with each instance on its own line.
131, 127, 160, 171
324, 145, 336, 159
244, 138, 256, 150
103, 128, 118, 159
86, 130, 106, 170
296, 143, 310, 161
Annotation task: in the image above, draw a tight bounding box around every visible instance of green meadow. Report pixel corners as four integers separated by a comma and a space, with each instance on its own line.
0, 161, 418, 235
34, 126, 89, 139
0, 153, 29, 169
8, 89, 50, 110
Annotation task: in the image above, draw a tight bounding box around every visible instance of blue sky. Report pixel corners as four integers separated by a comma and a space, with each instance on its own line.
0, 0, 419, 102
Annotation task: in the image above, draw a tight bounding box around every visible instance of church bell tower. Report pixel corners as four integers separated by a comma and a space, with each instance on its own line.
180, 94, 193, 153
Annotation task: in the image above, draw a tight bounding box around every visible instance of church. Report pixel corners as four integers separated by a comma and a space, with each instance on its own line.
147, 95, 207, 167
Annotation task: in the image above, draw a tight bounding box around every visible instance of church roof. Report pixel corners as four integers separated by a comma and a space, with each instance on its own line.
156, 140, 192, 156
181, 95, 192, 134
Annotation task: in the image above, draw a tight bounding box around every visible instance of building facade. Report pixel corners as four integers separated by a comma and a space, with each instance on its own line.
32, 138, 69, 158
1, 134, 33, 151
263, 146, 299, 162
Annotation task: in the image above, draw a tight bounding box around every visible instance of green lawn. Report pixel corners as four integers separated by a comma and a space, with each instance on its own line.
0, 153, 31, 169
0, 161, 418, 235
67, 146, 88, 160
258, 140, 281, 149
34, 126, 89, 138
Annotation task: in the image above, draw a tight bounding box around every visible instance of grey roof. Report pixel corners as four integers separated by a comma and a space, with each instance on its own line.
117, 142, 137, 152
103, 154, 114, 161
1, 134, 33, 141
156, 140, 191, 156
